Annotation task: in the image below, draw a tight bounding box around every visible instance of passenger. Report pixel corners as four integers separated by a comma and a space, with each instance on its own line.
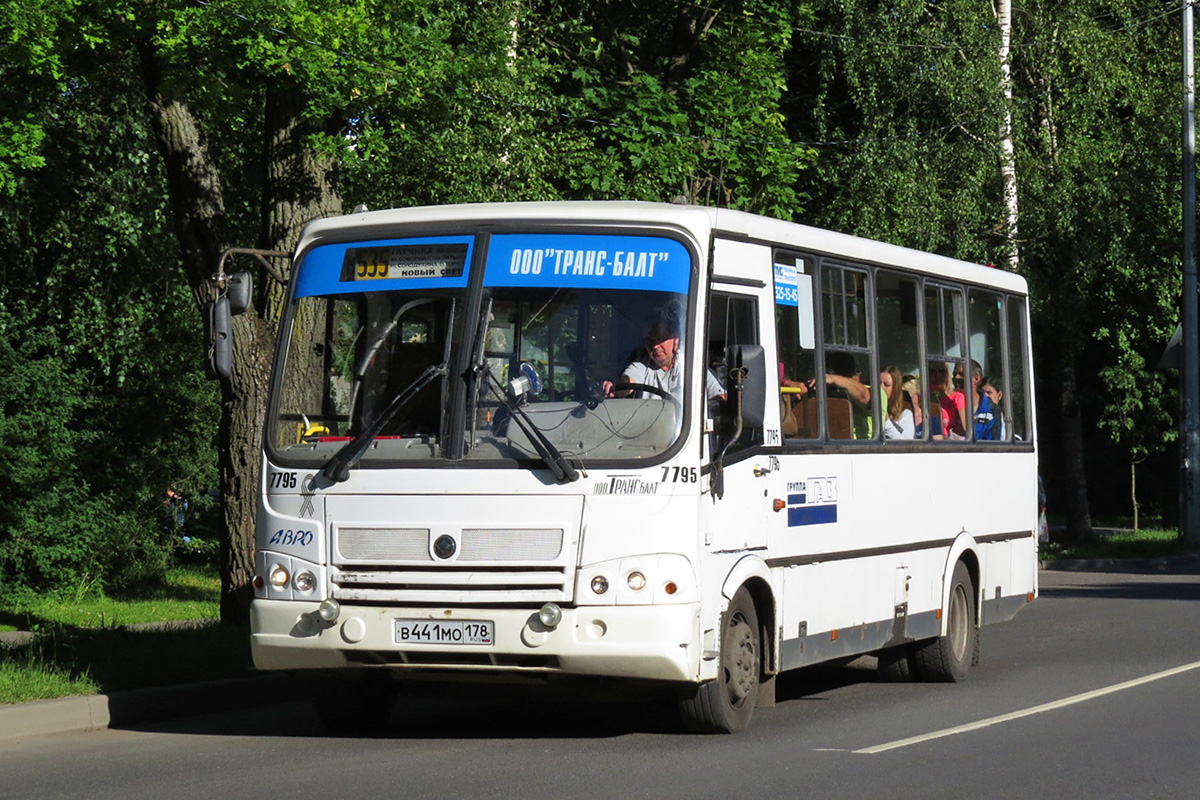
956, 359, 998, 440
928, 401, 947, 440
779, 363, 812, 438
903, 373, 943, 440
902, 374, 925, 436
604, 319, 726, 401
946, 362, 970, 438
980, 374, 1006, 441
880, 366, 915, 440
823, 351, 870, 408
928, 361, 962, 439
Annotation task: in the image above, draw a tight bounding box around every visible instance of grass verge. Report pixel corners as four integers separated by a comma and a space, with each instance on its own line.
1043, 527, 1193, 561
0, 566, 253, 705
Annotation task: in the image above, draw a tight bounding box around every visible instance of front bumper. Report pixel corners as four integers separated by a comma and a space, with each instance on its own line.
251, 599, 702, 683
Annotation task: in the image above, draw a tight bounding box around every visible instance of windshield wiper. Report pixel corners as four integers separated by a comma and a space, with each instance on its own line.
482, 369, 580, 483
468, 308, 578, 483
321, 362, 447, 483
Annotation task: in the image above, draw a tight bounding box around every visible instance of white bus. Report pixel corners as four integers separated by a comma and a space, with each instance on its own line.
246, 201, 1038, 733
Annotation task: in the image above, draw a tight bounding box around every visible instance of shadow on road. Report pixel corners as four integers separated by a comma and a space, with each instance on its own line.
122, 659, 881, 741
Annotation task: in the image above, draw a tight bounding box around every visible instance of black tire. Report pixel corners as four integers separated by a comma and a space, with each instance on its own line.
679, 587, 760, 734
308, 675, 400, 735
915, 561, 977, 682
876, 644, 919, 682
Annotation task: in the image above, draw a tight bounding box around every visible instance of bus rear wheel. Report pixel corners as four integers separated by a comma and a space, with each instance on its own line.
915, 561, 977, 682
679, 587, 760, 734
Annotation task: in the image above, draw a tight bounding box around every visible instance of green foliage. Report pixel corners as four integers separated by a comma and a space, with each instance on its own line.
794, 0, 1004, 259
0, 33, 219, 601
0, 0, 1190, 598
532, 0, 812, 215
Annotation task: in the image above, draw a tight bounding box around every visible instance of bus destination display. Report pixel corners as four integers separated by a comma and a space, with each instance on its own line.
342, 243, 469, 281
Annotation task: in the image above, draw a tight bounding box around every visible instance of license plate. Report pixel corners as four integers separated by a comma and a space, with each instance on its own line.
395, 619, 494, 645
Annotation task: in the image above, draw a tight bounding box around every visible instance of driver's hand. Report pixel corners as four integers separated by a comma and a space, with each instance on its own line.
601, 380, 614, 397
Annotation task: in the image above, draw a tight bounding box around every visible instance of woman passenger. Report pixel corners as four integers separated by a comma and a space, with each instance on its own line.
881, 366, 915, 440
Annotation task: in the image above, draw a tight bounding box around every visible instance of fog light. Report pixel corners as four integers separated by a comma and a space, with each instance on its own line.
627, 571, 646, 591
590, 576, 609, 595
293, 571, 316, 593
318, 598, 341, 622
269, 565, 289, 587
538, 602, 563, 629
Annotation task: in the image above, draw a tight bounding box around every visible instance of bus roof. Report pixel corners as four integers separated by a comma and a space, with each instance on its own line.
296, 201, 1028, 294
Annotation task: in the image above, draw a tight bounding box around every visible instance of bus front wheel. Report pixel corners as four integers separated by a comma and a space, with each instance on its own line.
915, 561, 977, 682
678, 587, 760, 734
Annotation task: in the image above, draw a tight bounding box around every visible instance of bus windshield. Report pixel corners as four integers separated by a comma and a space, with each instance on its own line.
267, 231, 696, 469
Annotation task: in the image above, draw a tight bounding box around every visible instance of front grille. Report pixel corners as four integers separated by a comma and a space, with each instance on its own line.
338, 528, 429, 561
331, 526, 573, 605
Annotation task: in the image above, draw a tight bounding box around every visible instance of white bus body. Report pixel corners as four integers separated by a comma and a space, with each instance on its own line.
249, 201, 1038, 733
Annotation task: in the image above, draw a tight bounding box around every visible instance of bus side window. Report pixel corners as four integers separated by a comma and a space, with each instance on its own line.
875, 269, 921, 441
1006, 296, 1031, 441
773, 252, 817, 440
969, 288, 1005, 442
707, 292, 761, 450
822, 264, 872, 440
926, 284, 967, 440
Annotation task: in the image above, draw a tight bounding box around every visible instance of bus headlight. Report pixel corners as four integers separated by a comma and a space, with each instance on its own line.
627, 571, 647, 591
293, 571, 316, 593
269, 565, 290, 588
591, 576, 610, 594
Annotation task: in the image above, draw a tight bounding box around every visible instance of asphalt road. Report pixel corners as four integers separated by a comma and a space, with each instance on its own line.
3, 566, 1199, 800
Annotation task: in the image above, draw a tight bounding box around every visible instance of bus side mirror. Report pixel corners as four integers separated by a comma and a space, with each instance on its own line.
204, 296, 233, 381
227, 271, 253, 315
725, 343, 765, 428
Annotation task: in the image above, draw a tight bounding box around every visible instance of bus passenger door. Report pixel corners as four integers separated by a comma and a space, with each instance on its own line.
702, 271, 771, 554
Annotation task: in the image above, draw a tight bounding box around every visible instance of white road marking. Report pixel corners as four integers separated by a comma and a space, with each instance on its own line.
854, 660, 1200, 754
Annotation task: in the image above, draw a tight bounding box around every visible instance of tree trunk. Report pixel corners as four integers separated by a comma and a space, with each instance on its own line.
1058, 351, 1094, 541
217, 82, 343, 626
1131, 457, 1138, 533
261, 82, 343, 305
137, 41, 227, 295
997, 0, 1020, 271
219, 313, 276, 624
664, 3, 720, 96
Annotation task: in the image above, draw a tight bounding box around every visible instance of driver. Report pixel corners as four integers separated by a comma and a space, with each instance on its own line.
604, 319, 726, 401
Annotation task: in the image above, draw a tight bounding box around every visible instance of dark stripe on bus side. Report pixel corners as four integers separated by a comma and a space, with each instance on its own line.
764, 530, 1032, 569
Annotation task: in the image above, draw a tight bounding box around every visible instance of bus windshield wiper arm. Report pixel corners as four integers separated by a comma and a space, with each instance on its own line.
321, 363, 447, 483
482, 369, 579, 484
467, 299, 577, 483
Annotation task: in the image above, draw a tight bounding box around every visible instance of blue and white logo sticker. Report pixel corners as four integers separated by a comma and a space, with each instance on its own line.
774, 263, 799, 307
484, 233, 691, 294
786, 477, 838, 527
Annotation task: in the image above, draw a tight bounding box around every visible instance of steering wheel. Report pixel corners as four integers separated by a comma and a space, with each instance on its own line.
614, 382, 680, 407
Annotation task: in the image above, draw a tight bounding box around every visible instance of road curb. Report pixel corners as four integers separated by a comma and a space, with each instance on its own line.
0, 673, 294, 743
1040, 552, 1200, 573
